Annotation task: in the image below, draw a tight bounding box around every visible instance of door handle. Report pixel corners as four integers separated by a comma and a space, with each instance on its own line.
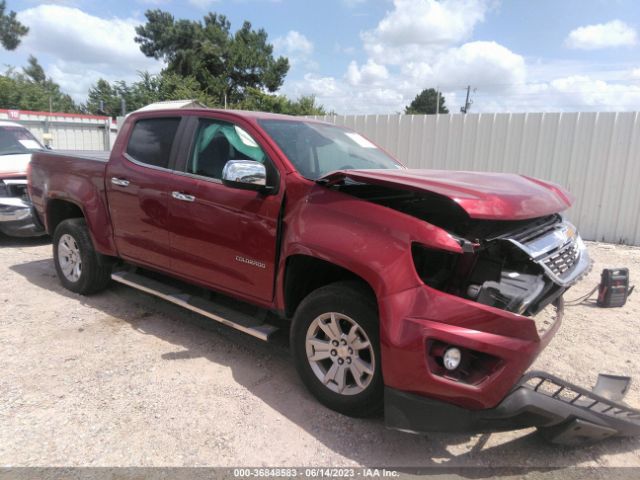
172, 191, 196, 202
111, 177, 130, 187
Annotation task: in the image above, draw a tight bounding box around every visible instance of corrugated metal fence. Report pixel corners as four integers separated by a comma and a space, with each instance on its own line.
310, 112, 640, 245
0, 109, 113, 150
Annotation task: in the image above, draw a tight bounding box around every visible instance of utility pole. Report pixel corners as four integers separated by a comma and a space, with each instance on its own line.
436, 89, 440, 115
460, 85, 473, 114
121, 97, 126, 117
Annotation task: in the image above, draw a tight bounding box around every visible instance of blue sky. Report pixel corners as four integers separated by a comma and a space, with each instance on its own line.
1, 0, 639, 113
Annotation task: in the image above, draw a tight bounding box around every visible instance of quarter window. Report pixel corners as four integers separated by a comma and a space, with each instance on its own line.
126, 118, 181, 169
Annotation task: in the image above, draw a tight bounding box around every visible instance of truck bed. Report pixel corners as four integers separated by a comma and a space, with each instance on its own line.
51, 150, 111, 162
29, 150, 114, 253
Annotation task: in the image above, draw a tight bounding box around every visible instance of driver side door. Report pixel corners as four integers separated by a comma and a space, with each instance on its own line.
167, 116, 283, 305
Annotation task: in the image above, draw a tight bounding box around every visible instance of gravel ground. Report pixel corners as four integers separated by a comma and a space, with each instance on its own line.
0, 235, 639, 469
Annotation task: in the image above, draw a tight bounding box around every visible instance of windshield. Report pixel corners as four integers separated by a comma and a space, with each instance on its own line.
0, 126, 45, 156
258, 119, 403, 179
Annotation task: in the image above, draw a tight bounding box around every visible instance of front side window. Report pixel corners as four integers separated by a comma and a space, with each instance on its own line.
187, 119, 267, 180
0, 126, 45, 156
126, 118, 181, 169
258, 119, 403, 180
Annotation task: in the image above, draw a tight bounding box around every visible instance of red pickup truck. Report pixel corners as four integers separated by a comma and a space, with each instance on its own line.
28, 108, 639, 444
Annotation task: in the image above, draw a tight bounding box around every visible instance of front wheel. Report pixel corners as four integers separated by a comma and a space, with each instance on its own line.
53, 218, 111, 295
291, 281, 383, 417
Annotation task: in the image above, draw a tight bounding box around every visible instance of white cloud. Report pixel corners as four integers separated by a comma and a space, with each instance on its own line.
547, 75, 640, 110
631, 68, 640, 79
426, 41, 526, 89
346, 59, 389, 86
273, 30, 314, 58
188, 0, 221, 9
273, 30, 317, 71
17, 5, 162, 102
362, 0, 490, 64
565, 20, 637, 50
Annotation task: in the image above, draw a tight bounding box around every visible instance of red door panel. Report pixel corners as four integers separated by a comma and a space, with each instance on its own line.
168, 175, 281, 304
106, 157, 174, 268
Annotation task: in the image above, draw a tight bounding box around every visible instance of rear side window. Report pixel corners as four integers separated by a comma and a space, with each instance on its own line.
126, 118, 181, 169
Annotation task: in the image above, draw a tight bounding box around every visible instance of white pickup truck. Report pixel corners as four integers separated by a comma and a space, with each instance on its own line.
0, 121, 46, 237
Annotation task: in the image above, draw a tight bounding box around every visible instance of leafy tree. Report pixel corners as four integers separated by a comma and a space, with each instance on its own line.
0, 0, 28, 50
85, 79, 124, 116
134, 10, 289, 105
84, 73, 327, 117
234, 88, 327, 115
23, 55, 46, 84
405, 88, 448, 114
0, 59, 79, 112
85, 72, 216, 117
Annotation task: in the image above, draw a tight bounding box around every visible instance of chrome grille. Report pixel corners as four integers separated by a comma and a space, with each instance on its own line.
542, 241, 580, 277
505, 219, 591, 287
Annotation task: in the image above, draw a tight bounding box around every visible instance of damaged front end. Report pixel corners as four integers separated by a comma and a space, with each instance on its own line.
322, 170, 639, 444
330, 176, 589, 319
412, 214, 590, 320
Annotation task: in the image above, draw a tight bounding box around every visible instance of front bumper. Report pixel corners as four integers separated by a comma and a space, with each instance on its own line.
0, 197, 46, 237
385, 371, 640, 445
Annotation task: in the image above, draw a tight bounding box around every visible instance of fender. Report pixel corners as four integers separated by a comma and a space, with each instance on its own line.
31, 152, 117, 256
276, 183, 464, 310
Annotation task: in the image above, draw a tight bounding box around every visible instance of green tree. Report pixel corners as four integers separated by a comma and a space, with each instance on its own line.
23, 55, 46, 84
0, 59, 79, 113
405, 88, 448, 114
234, 88, 327, 115
85, 72, 217, 117
85, 79, 124, 116
0, 0, 28, 50
134, 10, 289, 105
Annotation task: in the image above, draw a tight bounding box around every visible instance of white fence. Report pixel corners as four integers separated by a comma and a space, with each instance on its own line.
0, 109, 113, 150
311, 112, 640, 245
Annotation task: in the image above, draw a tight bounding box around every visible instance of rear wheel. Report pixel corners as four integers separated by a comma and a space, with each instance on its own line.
53, 218, 111, 295
291, 281, 383, 417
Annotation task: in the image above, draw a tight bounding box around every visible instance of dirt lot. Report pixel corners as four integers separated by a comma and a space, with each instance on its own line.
0, 235, 639, 468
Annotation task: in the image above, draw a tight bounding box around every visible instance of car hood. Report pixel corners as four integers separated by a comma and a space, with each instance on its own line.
319, 169, 573, 220
0, 153, 31, 176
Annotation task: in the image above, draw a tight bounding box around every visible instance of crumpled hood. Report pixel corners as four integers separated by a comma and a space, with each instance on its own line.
320, 169, 573, 220
0, 153, 31, 176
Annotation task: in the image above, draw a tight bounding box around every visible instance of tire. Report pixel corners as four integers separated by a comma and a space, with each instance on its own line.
291, 281, 383, 417
53, 218, 111, 295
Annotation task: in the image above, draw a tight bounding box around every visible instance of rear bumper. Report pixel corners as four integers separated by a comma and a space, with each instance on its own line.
0, 198, 46, 237
385, 371, 640, 445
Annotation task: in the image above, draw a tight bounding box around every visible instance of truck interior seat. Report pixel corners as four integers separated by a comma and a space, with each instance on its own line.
198, 133, 230, 179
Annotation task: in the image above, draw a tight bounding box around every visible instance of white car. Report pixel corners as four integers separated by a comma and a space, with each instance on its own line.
0, 121, 47, 237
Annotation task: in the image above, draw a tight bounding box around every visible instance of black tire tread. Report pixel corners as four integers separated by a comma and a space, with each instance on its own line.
53, 218, 111, 295
290, 280, 383, 418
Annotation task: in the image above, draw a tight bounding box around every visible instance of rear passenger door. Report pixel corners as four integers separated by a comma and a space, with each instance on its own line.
106, 116, 183, 269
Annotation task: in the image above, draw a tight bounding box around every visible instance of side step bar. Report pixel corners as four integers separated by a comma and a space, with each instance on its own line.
111, 270, 279, 341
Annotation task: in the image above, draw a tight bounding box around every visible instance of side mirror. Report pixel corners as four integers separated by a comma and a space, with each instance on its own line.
222, 160, 269, 192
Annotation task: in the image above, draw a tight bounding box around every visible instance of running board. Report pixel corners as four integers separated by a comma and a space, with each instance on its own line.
111, 270, 279, 341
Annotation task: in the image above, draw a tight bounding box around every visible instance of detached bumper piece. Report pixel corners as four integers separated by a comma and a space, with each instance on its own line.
385, 371, 640, 445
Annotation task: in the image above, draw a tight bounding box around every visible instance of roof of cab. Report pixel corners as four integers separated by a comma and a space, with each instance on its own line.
130, 107, 331, 124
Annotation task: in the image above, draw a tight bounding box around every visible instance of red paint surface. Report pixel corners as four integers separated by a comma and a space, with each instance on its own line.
321, 169, 573, 220
29, 108, 574, 410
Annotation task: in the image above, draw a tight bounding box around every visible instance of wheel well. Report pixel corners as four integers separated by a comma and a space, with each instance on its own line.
284, 255, 375, 318
47, 200, 84, 234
